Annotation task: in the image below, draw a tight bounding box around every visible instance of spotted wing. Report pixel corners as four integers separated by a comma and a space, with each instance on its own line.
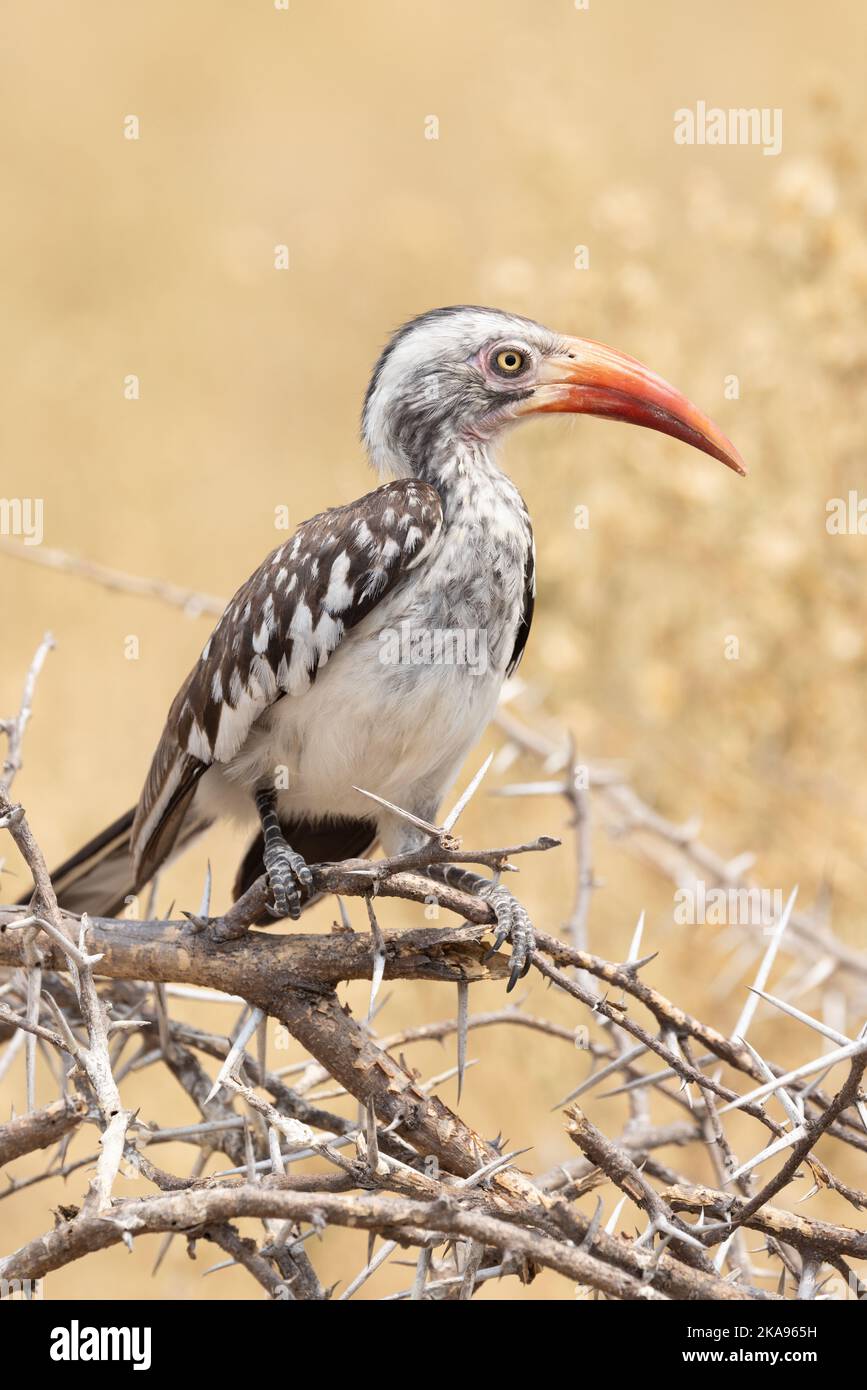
131, 479, 443, 882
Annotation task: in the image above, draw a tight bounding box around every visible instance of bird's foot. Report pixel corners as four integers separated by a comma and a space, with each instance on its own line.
478, 884, 535, 993
263, 837, 313, 920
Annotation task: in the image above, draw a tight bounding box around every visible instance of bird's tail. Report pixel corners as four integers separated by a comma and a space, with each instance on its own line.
17, 809, 376, 923
17, 808, 138, 918
17, 807, 211, 919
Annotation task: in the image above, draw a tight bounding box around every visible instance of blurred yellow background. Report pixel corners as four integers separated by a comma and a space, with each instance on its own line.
2, 0, 866, 1300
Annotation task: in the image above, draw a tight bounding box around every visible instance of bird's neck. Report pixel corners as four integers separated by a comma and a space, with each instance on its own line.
408, 437, 521, 526
370, 428, 529, 534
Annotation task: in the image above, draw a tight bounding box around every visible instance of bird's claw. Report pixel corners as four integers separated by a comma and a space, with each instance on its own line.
263, 840, 314, 921
479, 884, 535, 992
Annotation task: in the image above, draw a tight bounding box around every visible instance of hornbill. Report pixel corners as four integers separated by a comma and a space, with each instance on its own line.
34, 306, 745, 989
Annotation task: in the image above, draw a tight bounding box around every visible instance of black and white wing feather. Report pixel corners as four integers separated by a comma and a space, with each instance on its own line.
131, 479, 443, 882
507, 531, 535, 677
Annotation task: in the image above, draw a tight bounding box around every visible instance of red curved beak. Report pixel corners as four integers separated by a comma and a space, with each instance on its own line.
515, 336, 747, 476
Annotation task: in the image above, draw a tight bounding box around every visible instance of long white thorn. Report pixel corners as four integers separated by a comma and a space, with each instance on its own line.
352, 786, 442, 839
443, 753, 494, 832
205, 1008, 263, 1103
365, 898, 386, 1020
456, 982, 469, 1103
626, 911, 646, 964
735, 1035, 804, 1126
461, 1147, 531, 1190
718, 1036, 867, 1116
198, 861, 213, 920
603, 1193, 628, 1235
551, 1043, 648, 1110
726, 1124, 809, 1184
748, 987, 849, 1047
731, 886, 797, 1042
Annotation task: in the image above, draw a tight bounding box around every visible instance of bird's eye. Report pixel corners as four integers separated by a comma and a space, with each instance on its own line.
494, 348, 525, 375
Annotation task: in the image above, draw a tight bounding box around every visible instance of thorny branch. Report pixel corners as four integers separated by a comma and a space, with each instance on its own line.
1, 610, 865, 1301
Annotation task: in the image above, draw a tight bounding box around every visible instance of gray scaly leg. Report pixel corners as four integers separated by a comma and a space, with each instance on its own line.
425, 862, 535, 992
254, 786, 313, 920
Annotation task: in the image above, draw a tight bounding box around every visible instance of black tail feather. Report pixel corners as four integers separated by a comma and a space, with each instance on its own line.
17, 807, 211, 919
18, 808, 137, 919
16, 807, 372, 924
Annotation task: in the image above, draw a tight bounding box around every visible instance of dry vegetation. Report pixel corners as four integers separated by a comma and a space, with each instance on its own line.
1, 626, 865, 1302
1, 0, 866, 1300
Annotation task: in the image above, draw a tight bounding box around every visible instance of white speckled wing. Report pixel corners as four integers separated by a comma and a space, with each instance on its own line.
131, 479, 443, 881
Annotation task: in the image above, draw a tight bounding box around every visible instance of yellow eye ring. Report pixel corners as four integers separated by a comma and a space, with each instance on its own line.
495, 348, 524, 374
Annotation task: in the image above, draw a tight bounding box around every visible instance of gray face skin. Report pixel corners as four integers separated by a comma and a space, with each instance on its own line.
361, 303, 746, 484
